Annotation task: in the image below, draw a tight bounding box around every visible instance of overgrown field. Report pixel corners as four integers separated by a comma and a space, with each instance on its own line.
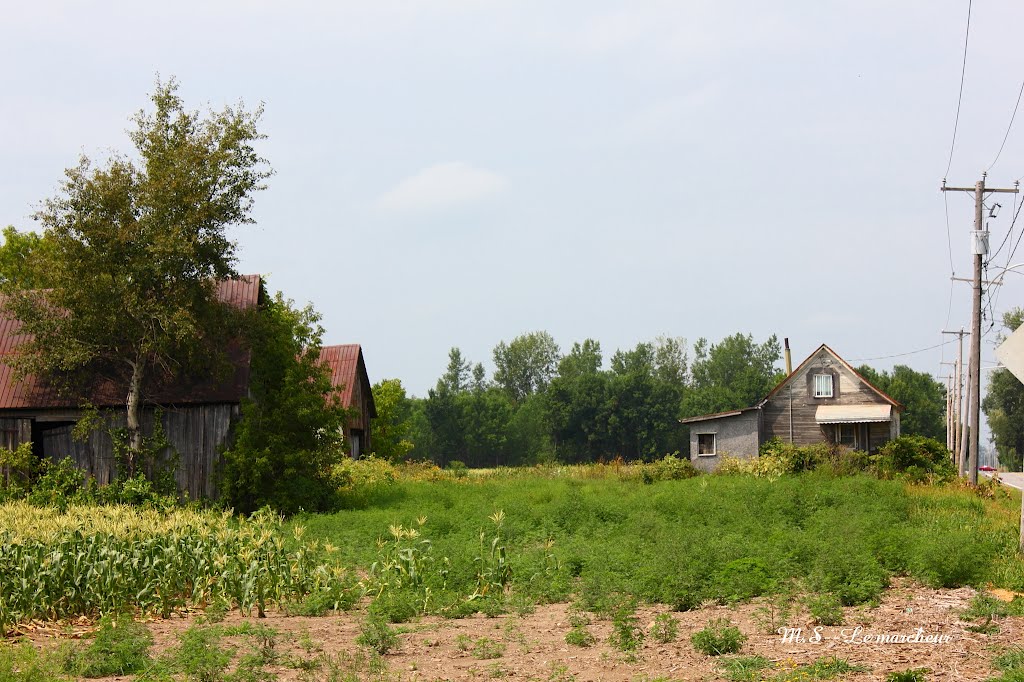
300, 467, 1024, 619
2, 464, 1023, 636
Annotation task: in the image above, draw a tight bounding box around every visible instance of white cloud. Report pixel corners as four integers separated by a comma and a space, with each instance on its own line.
374, 162, 507, 216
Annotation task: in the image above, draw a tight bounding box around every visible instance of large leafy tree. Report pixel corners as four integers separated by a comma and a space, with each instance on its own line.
0, 227, 53, 289
0, 79, 271, 472
369, 378, 415, 462
983, 308, 1024, 470
546, 339, 609, 462
681, 333, 785, 417
493, 331, 561, 403
856, 364, 946, 441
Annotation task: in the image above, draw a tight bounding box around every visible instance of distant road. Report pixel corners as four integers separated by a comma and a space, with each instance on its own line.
982, 471, 1024, 491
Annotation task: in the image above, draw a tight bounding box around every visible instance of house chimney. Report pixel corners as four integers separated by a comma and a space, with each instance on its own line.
784, 337, 793, 375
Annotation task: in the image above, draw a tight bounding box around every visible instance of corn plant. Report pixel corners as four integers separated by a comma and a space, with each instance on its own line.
367, 516, 436, 596
473, 510, 511, 598
0, 501, 349, 632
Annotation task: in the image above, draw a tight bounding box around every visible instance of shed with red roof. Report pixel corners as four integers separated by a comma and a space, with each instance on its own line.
319, 344, 376, 458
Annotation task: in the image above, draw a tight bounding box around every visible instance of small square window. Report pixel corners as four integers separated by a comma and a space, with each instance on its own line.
813, 374, 834, 398
697, 433, 716, 456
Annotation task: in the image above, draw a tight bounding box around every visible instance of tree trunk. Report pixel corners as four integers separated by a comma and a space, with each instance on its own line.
125, 358, 146, 476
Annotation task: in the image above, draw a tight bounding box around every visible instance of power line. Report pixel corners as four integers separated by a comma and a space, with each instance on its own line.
944, 0, 973, 179
852, 341, 950, 362
988, 76, 1024, 172
986, 192, 1024, 330
943, 190, 957, 274
1001, 192, 1024, 264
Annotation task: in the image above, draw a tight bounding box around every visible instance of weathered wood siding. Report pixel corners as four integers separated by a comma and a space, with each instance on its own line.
3, 404, 238, 499
761, 347, 897, 451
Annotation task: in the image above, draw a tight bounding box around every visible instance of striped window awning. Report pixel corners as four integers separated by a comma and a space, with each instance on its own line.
815, 405, 892, 424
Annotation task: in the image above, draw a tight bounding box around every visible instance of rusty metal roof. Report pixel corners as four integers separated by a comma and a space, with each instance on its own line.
0, 275, 261, 410
320, 344, 377, 417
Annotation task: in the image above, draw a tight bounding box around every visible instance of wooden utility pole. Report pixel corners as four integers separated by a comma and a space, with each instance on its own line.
942, 329, 967, 470
943, 371, 953, 451
962, 344, 973, 478
942, 175, 1019, 485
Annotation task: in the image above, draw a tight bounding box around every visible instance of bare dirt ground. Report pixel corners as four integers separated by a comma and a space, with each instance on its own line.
19, 579, 1022, 681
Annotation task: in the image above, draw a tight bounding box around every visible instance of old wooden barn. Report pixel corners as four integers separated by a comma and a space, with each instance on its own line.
0, 276, 262, 499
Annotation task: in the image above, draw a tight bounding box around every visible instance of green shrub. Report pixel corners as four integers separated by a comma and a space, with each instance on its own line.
874, 436, 954, 480
169, 626, 233, 682
810, 548, 888, 605
355, 617, 398, 655
650, 613, 679, 643
446, 460, 469, 478
471, 637, 505, 659
26, 458, 85, 508
285, 576, 360, 616
637, 453, 699, 483
0, 443, 37, 499
332, 456, 399, 508
715, 557, 773, 602
609, 602, 644, 653
807, 593, 844, 626
565, 627, 596, 647
368, 588, 421, 623
756, 438, 870, 477
691, 618, 746, 656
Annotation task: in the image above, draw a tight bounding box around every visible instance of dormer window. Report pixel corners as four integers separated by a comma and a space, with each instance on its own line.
813, 374, 834, 398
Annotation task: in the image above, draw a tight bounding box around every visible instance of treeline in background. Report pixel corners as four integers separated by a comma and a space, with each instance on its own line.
369, 332, 948, 468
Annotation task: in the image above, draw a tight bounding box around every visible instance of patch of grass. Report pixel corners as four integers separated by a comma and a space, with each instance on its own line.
771, 656, 867, 681
565, 626, 596, 647
992, 646, 1024, 680
356, 617, 399, 655
285, 578, 360, 616
299, 649, 391, 682
0, 642, 70, 682
547, 662, 577, 682
718, 655, 772, 682
885, 669, 928, 682
61, 614, 153, 678
471, 637, 505, 660
692, 618, 746, 656
289, 470, 1024, 628
962, 592, 1024, 620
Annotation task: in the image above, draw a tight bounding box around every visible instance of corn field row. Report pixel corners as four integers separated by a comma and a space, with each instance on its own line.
0, 502, 349, 633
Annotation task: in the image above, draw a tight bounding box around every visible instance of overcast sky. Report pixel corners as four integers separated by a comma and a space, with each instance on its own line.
3, 1, 1024, 408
